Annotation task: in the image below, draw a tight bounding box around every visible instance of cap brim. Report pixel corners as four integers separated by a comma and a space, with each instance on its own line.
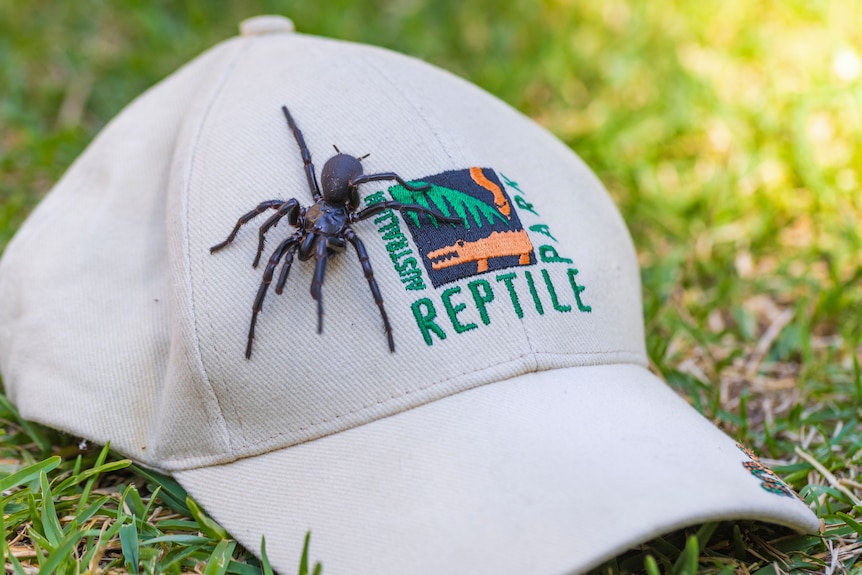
175, 364, 818, 574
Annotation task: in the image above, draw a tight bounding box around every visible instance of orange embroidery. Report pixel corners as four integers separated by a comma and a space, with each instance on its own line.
736, 443, 797, 499
426, 229, 534, 273
470, 167, 511, 218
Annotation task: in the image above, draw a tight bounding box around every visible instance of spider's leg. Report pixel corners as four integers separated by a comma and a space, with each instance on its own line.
211, 200, 285, 253
344, 227, 395, 352
253, 199, 301, 268
352, 200, 462, 225
349, 172, 431, 192
310, 236, 329, 335
247, 236, 299, 359
282, 106, 322, 202
275, 234, 301, 294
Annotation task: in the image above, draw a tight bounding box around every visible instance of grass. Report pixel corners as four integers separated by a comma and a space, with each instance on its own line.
1, 0, 861, 573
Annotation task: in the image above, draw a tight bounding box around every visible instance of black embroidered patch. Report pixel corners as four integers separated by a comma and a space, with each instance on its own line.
387, 167, 537, 288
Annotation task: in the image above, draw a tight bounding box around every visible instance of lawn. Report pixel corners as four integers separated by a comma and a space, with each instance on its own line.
1, 1, 861, 573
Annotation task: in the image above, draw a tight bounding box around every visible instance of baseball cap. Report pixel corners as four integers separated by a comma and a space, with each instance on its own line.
0, 14, 819, 575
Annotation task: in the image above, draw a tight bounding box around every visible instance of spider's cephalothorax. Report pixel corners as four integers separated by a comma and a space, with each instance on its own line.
210, 106, 461, 358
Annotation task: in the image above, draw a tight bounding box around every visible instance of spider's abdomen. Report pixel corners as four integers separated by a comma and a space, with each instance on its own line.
320, 154, 363, 203
304, 202, 348, 235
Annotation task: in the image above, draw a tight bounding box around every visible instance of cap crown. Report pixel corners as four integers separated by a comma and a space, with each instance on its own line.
0, 31, 645, 471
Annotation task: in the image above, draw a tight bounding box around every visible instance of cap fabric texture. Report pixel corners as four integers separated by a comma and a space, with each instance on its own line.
0, 15, 819, 575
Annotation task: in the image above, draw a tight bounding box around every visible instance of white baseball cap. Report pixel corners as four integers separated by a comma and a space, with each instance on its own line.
0, 15, 819, 574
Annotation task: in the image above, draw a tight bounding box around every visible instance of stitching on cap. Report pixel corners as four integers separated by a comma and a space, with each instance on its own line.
167, 351, 647, 471
356, 49, 464, 163
357, 51, 541, 360
182, 38, 254, 453
283, 350, 645, 433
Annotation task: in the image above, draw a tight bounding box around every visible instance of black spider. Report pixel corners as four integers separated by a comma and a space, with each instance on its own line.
210, 106, 461, 358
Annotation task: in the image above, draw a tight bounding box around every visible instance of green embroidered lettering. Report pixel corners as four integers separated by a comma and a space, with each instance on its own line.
567, 268, 592, 312
364, 200, 429, 292
467, 279, 494, 326
524, 271, 544, 315
442, 286, 477, 333
542, 269, 571, 312
529, 224, 557, 242
395, 256, 418, 273
500, 173, 521, 192
514, 195, 538, 215
365, 191, 385, 205
393, 247, 425, 290
389, 247, 413, 264
402, 270, 425, 291
496, 272, 523, 319
539, 245, 573, 264
375, 212, 395, 227
386, 236, 409, 253
412, 299, 446, 345
380, 219, 402, 239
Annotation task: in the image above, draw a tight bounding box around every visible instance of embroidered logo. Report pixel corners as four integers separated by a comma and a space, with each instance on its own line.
363, 168, 592, 346
386, 167, 536, 287
737, 443, 798, 499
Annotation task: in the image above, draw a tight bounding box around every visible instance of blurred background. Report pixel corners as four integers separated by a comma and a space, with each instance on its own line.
3, 0, 860, 419
1, 0, 861, 571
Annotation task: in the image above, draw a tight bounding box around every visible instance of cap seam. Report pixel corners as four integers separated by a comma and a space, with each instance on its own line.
516, 277, 540, 371
355, 49, 463, 163
163, 350, 647, 471
181, 37, 255, 454
341, 52, 538, 358
346, 53, 539, 360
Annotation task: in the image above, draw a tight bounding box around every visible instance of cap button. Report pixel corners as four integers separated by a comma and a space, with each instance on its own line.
239, 15, 295, 36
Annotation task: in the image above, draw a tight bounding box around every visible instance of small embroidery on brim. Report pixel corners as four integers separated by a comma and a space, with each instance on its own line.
737, 443, 800, 499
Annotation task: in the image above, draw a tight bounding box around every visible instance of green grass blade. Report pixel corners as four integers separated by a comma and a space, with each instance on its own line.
299, 532, 311, 575
119, 519, 140, 574
141, 485, 162, 521
123, 484, 146, 519
836, 512, 862, 537
154, 519, 203, 531
300, 531, 322, 575
79, 521, 110, 573
157, 543, 207, 572
644, 555, 661, 575
203, 539, 237, 575
260, 535, 275, 575
694, 522, 719, 548
27, 491, 43, 539
0, 498, 27, 575
131, 464, 191, 515
227, 560, 262, 575
36, 526, 84, 575
732, 524, 746, 559
7, 552, 26, 575
140, 534, 214, 545
187, 495, 229, 540
39, 471, 63, 546
0, 393, 52, 454
58, 459, 131, 493
75, 495, 111, 525
77, 442, 110, 512
0, 456, 61, 491
854, 342, 862, 405
671, 535, 699, 575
